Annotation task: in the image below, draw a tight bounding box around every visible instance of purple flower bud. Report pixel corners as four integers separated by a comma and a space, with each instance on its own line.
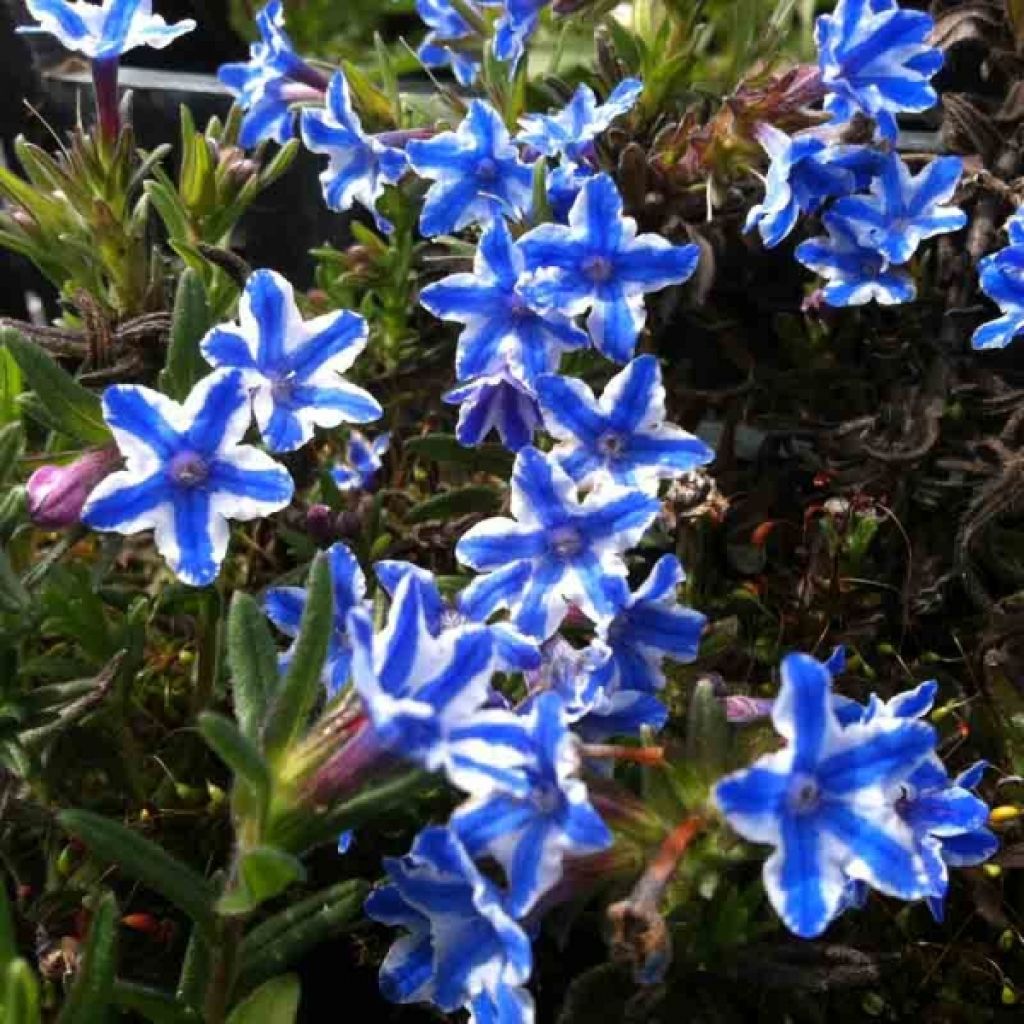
27, 447, 119, 528
305, 503, 336, 544
723, 695, 775, 723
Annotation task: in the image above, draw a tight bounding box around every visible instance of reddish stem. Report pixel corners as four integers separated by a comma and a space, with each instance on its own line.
92, 57, 121, 146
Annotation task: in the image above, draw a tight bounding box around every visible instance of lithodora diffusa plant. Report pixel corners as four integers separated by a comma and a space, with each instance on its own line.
0, 0, 1020, 1021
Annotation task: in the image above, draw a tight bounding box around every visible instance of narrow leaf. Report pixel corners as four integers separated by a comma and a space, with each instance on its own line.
57, 892, 118, 1024
0, 422, 24, 487
198, 712, 270, 819
160, 270, 211, 401
4, 959, 42, 1024
406, 485, 501, 524
217, 847, 306, 916
112, 981, 199, 1023
225, 592, 278, 742
225, 974, 300, 1024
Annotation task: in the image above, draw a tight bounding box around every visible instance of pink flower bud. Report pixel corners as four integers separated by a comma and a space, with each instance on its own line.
27, 447, 119, 528
723, 695, 774, 723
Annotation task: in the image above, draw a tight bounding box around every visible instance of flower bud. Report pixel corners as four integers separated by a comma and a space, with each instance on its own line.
27, 447, 119, 528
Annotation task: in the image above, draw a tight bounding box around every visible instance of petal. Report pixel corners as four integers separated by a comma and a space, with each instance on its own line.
586, 285, 646, 364
535, 374, 606, 446
199, 326, 258, 371
183, 369, 252, 456
286, 308, 369, 378
206, 447, 294, 520
458, 560, 535, 621
102, 384, 182, 468
510, 447, 578, 528
264, 586, 307, 638
713, 752, 791, 845
817, 719, 936, 794
81, 469, 170, 534
772, 652, 839, 772
617, 236, 700, 291
599, 354, 664, 434
163, 489, 228, 587
456, 519, 546, 570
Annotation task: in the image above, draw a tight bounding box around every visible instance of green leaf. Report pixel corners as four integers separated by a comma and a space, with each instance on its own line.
179, 106, 217, 211
144, 179, 192, 243
159, 270, 211, 401
684, 677, 731, 785
112, 981, 199, 1023
57, 891, 117, 1024
403, 433, 514, 477
0, 330, 109, 444
225, 592, 278, 743
0, 880, 16, 1006
0, 549, 29, 614
57, 811, 216, 936
236, 880, 368, 992
405, 485, 502, 524
262, 554, 332, 762
0, 346, 22, 425
4, 960, 42, 1024
225, 974, 300, 1024
175, 925, 210, 1012
198, 712, 270, 821
217, 847, 306, 916
0, 422, 23, 487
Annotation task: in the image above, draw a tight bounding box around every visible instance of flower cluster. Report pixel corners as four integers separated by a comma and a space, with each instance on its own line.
714, 652, 995, 937
745, 0, 966, 307
973, 209, 1024, 350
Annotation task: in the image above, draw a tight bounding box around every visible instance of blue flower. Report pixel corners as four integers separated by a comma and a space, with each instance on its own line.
547, 162, 593, 222
331, 430, 390, 492
81, 370, 293, 587
365, 827, 534, 1019
374, 558, 541, 672
713, 651, 938, 938
453, 691, 612, 917
815, 0, 944, 141
519, 174, 700, 363
406, 100, 533, 237
300, 72, 408, 232
744, 126, 869, 249
265, 542, 367, 697
973, 242, 1024, 350
829, 153, 966, 265
416, 0, 485, 87
592, 555, 705, 695
795, 212, 915, 307
218, 0, 326, 148
456, 446, 660, 640
536, 355, 714, 493
20, 0, 195, 60
444, 369, 543, 452
493, 0, 549, 66
1007, 207, 1024, 246
420, 220, 588, 387
200, 269, 381, 454
518, 78, 643, 165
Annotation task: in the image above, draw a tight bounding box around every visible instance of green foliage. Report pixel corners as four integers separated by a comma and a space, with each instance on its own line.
224, 974, 300, 1024
57, 892, 118, 1024
159, 270, 213, 402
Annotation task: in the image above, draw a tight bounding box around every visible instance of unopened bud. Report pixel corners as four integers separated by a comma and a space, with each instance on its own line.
27, 447, 119, 528
990, 806, 1021, 825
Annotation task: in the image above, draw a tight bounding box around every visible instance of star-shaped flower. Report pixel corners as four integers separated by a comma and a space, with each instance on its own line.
536, 356, 714, 493
744, 126, 872, 249
200, 269, 381, 454
815, 0, 944, 141
456, 446, 660, 640
217, 0, 326, 148
829, 153, 966, 265
713, 651, 938, 938
973, 241, 1024, 350
591, 554, 705, 694
444, 369, 542, 452
81, 370, 293, 587
453, 691, 612, 917
415, 0, 485, 87
264, 542, 367, 697
300, 71, 408, 231
20, 0, 195, 60
365, 827, 534, 1020
420, 219, 588, 388
518, 174, 700, 362
331, 430, 390, 492
406, 100, 533, 237
518, 78, 643, 165
795, 212, 915, 307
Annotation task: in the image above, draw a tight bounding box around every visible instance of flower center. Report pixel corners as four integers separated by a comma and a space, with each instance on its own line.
582, 255, 613, 283
271, 374, 297, 402
597, 431, 626, 459
168, 451, 210, 488
787, 774, 821, 815
548, 525, 583, 560
533, 783, 562, 815
476, 157, 498, 182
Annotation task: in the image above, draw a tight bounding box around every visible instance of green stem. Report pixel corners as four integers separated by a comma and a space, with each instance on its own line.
202, 914, 245, 1024
193, 586, 224, 714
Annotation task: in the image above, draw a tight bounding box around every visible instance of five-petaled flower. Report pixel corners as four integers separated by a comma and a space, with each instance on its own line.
20, 0, 195, 60
456, 446, 660, 640
331, 430, 390, 492
536, 355, 714, 494
829, 153, 966, 265
518, 174, 700, 363
218, 0, 327, 147
300, 71, 408, 232
406, 100, 533, 237
365, 827, 534, 1022
973, 218, 1024, 350
815, 0, 943, 141
713, 651, 938, 938
420, 219, 588, 388
795, 211, 915, 306
81, 370, 294, 587
444, 369, 543, 452
453, 691, 612, 917
200, 269, 381, 453
517, 78, 642, 165
265, 542, 368, 697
